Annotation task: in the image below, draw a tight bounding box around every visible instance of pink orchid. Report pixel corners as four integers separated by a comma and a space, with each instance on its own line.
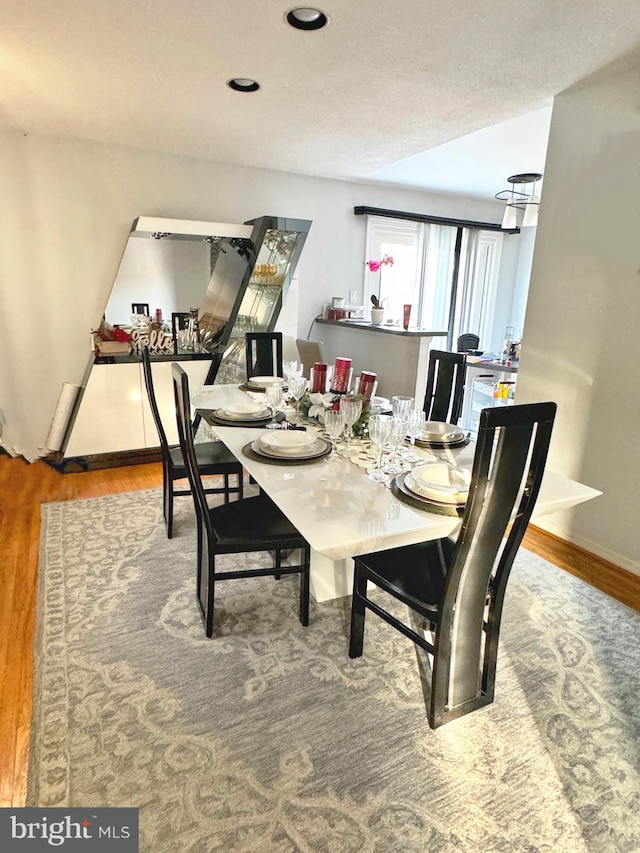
366, 254, 394, 273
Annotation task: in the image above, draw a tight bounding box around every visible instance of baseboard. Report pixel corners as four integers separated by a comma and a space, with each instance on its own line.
42, 448, 163, 473
533, 518, 640, 579
525, 523, 640, 612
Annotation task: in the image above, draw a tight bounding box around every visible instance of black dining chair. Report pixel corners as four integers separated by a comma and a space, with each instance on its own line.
457, 333, 480, 353
172, 363, 311, 637
423, 349, 467, 424
349, 401, 556, 729
245, 332, 284, 380
142, 347, 244, 539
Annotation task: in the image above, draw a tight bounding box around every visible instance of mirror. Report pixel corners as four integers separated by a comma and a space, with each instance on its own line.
104, 236, 213, 326
104, 217, 252, 329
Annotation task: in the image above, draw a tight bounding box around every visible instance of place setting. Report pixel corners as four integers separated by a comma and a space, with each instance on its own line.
242, 428, 332, 465
414, 420, 469, 450
204, 399, 286, 428
239, 375, 289, 393
391, 459, 471, 516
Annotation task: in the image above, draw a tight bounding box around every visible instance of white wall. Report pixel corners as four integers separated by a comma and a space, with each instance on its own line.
0, 128, 505, 460
516, 53, 640, 576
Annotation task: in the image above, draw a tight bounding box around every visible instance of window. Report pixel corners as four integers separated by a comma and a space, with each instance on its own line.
364, 215, 503, 349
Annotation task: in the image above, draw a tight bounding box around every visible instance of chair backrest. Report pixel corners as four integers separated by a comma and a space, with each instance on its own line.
457, 333, 480, 353
296, 338, 327, 376
172, 363, 211, 527
245, 332, 284, 380
132, 302, 150, 316
141, 346, 170, 456
438, 401, 557, 708
423, 349, 467, 424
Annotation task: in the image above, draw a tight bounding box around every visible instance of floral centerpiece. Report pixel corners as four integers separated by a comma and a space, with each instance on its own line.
294, 390, 371, 438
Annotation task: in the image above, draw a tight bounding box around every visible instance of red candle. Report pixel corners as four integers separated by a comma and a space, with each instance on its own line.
403, 304, 412, 330
311, 362, 328, 393
357, 370, 377, 400
331, 357, 352, 393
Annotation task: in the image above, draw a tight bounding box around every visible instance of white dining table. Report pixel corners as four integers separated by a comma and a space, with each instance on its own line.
194, 383, 601, 602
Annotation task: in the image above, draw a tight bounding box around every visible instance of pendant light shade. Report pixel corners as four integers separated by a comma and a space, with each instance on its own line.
495, 173, 542, 230
501, 203, 518, 230
521, 194, 540, 227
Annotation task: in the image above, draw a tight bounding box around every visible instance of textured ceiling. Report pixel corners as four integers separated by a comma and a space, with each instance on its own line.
2, 0, 640, 198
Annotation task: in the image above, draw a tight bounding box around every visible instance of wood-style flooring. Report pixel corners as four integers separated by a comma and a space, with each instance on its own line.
1, 454, 638, 807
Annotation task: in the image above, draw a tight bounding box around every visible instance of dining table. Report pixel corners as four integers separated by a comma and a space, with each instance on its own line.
194, 383, 601, 603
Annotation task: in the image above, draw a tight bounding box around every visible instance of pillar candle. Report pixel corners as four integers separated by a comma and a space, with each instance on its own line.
311, 362, 328, 393
331, 357, 352, 393
357, 371, 377, 400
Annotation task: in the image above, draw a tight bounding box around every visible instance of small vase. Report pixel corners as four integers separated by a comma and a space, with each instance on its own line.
370, 307, 385, 325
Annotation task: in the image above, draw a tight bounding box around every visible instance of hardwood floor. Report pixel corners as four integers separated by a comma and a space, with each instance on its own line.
1, 454, 639, 807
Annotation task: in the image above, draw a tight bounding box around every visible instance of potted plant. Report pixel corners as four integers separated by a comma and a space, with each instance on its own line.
370, 295, 385, 325
366, 254, 394, 324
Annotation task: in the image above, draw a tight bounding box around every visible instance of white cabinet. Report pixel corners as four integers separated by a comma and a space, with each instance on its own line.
64, 359, 211, 458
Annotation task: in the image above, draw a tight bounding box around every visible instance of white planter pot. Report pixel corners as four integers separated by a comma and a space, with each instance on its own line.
370, 308, 385, 325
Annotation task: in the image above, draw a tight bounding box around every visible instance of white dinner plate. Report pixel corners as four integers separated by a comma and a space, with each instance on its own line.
407, 461, 471, 504
214, 407, 271, 422
251, 436, 330, 460
420, 421, 466, 443
259, 431, 318, 455
227, 401, 270, 416
247, 376, 284, 389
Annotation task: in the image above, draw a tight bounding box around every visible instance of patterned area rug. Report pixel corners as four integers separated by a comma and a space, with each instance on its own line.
29, 489, 640, 852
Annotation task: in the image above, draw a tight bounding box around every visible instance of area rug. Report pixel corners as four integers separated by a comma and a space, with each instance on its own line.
28, 489, 640, 852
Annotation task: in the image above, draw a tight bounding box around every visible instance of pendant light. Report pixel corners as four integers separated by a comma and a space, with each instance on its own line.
495, 173, 542, 229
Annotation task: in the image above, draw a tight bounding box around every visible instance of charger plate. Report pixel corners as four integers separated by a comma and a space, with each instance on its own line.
203, 410, 285, 428
415, 435, 469, 450
213, 406, 271, 422
242, 438, 331, 465
392, 471, 466, 517
242, 376, 288, 392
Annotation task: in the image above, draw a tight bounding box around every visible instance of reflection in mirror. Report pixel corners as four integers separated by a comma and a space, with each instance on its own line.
104, 237, 212, 327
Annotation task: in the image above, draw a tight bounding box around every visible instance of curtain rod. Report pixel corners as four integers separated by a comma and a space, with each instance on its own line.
354, 205, 519, 234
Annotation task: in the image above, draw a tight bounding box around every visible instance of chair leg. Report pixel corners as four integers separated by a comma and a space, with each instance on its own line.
274, 548, 282, 581
238, 470, 244, 499
223, 473, 230, 504
349, 564, 367, 658
299, 545, 310, 627
196, 525, 216, 638
165, 471, 175, 539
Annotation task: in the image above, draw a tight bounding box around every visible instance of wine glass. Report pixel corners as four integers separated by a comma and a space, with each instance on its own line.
264, 383, 283, 429
339, 395, 363, 453
283, 359, 302, 382
288, 377, 308, 422
383, 416, 409, 475
405, 408, 426, 463
324, 409, 345, 458
367, 414, 393, 483
391, 395, 414, 419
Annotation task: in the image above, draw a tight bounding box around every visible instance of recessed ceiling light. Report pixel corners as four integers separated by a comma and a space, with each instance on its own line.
285, 7, 329, 30
227, 78, 260, 93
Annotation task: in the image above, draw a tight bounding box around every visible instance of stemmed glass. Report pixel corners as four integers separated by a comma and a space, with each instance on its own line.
367, 414, 393, 483
391, 395, 414, 419
265, 383, 284, 429
339, 395, 363, 454
383, 416, 410, 475
324, 409, 345, 458
288, 377, 308, 423
405, 408, 426, 462
283, 359, 302, 382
